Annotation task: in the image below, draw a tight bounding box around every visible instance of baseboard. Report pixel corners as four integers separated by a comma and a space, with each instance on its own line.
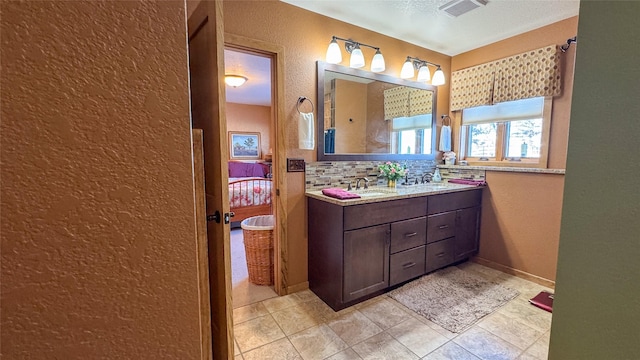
472, 257, 555, 289
286, 281, 309, 294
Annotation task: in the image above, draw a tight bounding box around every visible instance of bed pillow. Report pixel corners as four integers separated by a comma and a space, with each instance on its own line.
228, 161, 248, 177
250, 163, 267, 177
229, 161, 267, 178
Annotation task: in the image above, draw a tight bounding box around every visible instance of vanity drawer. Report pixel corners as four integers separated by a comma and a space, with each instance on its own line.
428, 190, 482, 215
390, 217, 427, 254
344, 197, 427, 230
427, 211, 456, 243
390, 245, 426, 286
426, 238, 455, 273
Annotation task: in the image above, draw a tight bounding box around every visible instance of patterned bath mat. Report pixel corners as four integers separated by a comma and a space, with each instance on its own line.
389, 266, 519, 333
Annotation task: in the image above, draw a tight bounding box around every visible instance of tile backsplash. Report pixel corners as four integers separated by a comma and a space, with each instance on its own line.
305, 160, 437, 190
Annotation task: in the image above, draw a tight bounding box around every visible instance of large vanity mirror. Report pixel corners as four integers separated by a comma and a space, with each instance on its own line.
317, 61, 438, 161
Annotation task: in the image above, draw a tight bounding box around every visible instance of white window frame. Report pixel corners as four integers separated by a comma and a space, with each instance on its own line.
458, 96, 553, 168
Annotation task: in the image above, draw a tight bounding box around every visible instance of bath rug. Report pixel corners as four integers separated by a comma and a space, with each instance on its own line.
389, 266, 519, 333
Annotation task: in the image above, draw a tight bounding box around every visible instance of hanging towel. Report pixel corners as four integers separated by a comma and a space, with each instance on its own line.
299, 112, 315, 150
439, 125, 451, 152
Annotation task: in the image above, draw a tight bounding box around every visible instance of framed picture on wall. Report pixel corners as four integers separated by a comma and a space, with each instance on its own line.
229, 132, 261, 159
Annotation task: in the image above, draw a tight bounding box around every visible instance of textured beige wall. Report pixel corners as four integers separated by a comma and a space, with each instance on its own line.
220, 0, 452, 287
451, 17, 578, 282
479, 172, 564, 281
334, 80, 367, 153
1, 1, 202, 358
226, 103, 272, 156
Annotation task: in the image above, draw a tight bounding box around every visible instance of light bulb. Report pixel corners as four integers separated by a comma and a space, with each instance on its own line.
400, 58, 414, 79
370, 49, 385, 72
326, 38, 342, 64
416, 65, 431, 82
349, 45, 365, 68
432, 66, 445, 86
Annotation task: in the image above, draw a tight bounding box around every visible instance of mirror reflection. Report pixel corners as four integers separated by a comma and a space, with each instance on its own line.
317, 62, 438, 161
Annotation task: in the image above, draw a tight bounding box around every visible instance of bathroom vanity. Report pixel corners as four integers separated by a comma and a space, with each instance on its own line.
306, 185, 482, 311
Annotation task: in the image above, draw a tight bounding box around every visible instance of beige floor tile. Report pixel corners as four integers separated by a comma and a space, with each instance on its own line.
454, 327, 523, 360
291, 289, 319, 302
518, 331, 549, 360
234, 339, 240, 356
235, 355, 243, 360
242, 338, 302, 360
262, 294, 302, 313
289, 324, 349, 360
234, 302, 270, 325
353, 295, 384, 310
386, 317, 448, 358
271, 304, 322, 336
327, 310, 384, 346
234, 314, 285, 353
324, 348, 362, 360
422, 341, 480, 360
410, 313, 457, 339
458, 262, 504, 280
358, 297, 412, 330
297, 296, 351, 323
477, 312, 543, 350
351, 332, 419, 360
498, 300, 552, 333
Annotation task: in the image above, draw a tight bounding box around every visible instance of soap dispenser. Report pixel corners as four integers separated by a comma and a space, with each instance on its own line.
432, 168, 442, 182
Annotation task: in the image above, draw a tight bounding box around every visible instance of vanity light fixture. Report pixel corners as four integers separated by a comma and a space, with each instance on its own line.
400, 56, 446, 86
224, 75, 248, 87
325, 36, 385, 72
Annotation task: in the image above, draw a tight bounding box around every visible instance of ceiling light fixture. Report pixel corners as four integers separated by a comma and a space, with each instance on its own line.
224, 75, 248, 87
326, 36, 385, 72
400, 56, 446, 86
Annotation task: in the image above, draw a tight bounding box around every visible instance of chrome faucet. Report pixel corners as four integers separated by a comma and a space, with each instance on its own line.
355, 177, 370, 190
421, 173, 432, 184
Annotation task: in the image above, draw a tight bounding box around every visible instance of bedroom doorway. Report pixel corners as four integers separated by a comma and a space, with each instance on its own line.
223, 41, 285, 308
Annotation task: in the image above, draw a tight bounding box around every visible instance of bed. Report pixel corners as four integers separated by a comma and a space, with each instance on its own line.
228, 162, 272, 223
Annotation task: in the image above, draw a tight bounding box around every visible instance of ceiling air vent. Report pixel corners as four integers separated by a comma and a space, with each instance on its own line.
439, 0, 488, 17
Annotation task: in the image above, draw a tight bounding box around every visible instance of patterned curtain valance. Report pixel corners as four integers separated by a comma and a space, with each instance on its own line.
384, 86, 433, 120
450, 45, 562, 111
384, 86, 409, 120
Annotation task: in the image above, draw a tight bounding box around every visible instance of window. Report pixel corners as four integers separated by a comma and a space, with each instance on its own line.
460, 97, 552, 167
391, 114, 432, 154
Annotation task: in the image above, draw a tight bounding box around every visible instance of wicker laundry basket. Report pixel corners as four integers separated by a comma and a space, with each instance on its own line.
241, 215, 274, 285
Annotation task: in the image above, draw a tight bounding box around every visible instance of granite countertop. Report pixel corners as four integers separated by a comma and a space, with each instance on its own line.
438, 164, 565, 175
305, 182, 484, 206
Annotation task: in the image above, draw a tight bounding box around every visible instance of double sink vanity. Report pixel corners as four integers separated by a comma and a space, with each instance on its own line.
306, 183, 483, 311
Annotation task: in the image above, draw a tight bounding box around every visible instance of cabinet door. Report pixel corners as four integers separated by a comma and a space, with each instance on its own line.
343, 224, 390, 302
455, 206, 481, 261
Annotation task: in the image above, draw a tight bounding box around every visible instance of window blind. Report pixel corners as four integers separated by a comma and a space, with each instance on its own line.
392, 114, 432, 131
462, 97, 544, 125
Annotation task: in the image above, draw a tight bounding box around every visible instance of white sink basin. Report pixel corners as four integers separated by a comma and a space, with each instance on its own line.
353, 188, 398, 197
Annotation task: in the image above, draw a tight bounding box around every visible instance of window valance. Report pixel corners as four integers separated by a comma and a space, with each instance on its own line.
450, 45, 562, 111
384, 86, 433, 120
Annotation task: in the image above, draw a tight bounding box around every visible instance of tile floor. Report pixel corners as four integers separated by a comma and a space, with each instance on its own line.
232, 262, 554, 360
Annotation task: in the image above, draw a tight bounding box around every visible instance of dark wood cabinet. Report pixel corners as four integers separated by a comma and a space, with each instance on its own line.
455, 206, 481, 261
308, 188, 482, 310
344, 224, 390, 302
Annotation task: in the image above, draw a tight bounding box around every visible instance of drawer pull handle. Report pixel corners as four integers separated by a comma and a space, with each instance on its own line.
438, 225, 449, 229
402, 262, 417, 269
436, 252, 446, 257
405, 232, 418, 237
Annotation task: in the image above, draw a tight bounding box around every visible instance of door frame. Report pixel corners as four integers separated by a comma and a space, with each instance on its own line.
224, 33, 288, 296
